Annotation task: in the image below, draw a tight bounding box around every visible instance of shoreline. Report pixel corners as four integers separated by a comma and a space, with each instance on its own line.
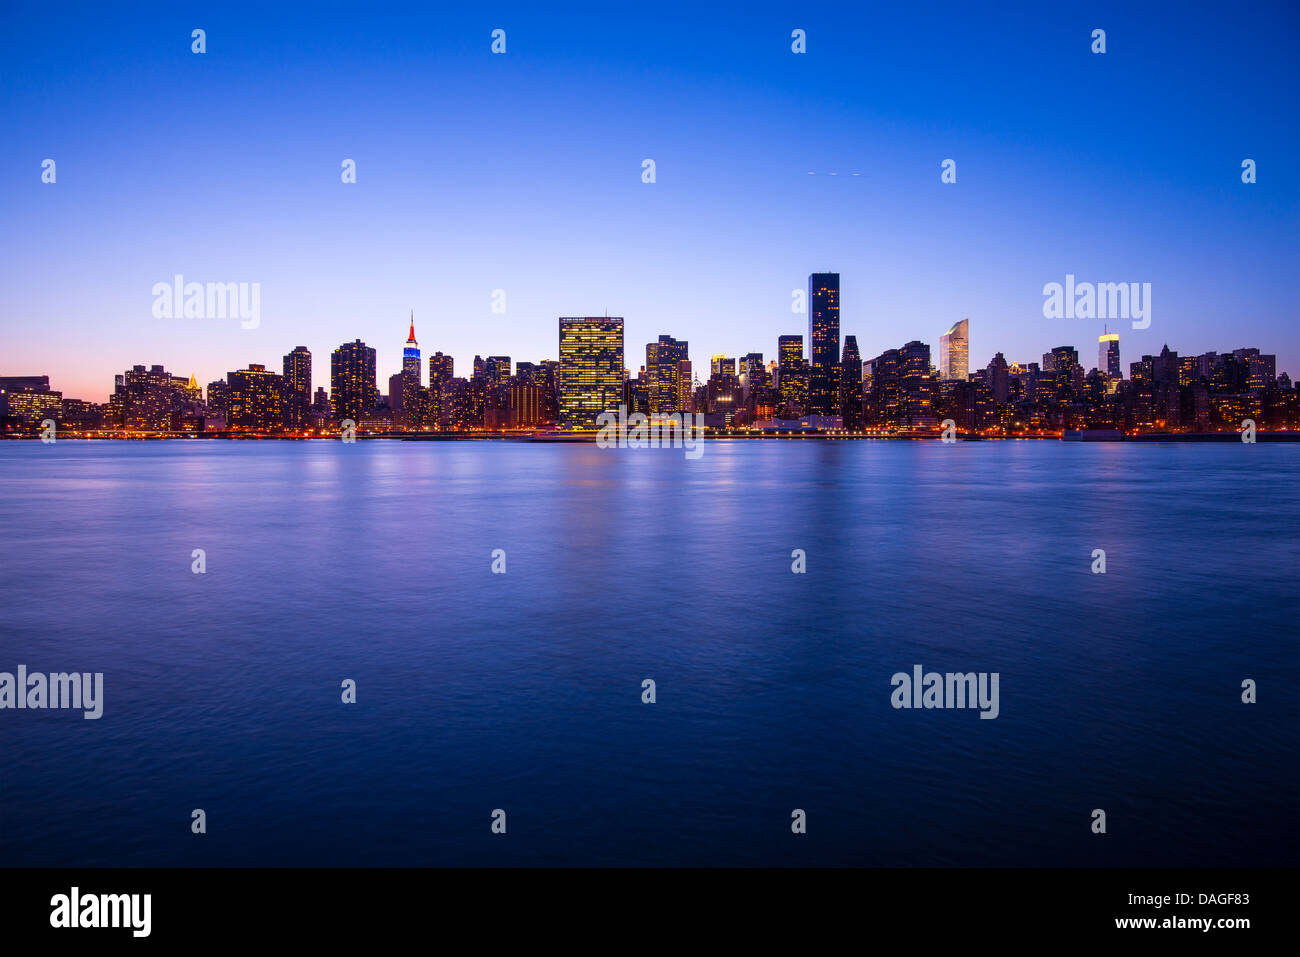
3, 431, 1295, 443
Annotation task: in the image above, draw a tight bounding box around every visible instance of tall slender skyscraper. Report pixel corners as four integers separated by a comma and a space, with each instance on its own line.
282, 346, 312, 428
939, 318, 969, 381
403, 313, 421, 384
559, 317, 624, 426
1099, 329, 1121, 379
840, 336, 862, 429
807, 273, 840, 415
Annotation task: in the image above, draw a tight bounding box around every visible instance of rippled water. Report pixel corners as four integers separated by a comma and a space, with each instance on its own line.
1, 439, 1295, 866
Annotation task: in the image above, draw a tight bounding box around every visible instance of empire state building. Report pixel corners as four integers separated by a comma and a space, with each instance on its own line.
403, 312, 421, 385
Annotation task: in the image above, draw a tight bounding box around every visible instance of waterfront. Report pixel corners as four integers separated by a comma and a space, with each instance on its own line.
0, 441, 1295, 866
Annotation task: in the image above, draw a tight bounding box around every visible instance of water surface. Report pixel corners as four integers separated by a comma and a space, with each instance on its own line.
1, 440, 1295, 866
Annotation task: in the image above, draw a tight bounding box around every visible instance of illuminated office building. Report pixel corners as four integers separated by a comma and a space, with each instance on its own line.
939, 318, 969, 381
559, 317, 624, 426
1099, 330, 1121, 379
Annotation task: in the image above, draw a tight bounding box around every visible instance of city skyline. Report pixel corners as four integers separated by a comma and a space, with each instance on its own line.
3, 4, 1298, 401
6, 293, 1295, 414
4, 295, 1294, 436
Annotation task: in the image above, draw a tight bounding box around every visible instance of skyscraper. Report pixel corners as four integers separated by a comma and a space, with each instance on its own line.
403, 314, 421, 384
1051, 345, 1082, 399
939, 318, 969, 381
1099, 329, 1120, 379
840, 336, 863, 429
330, 339, 377, 424
486, 356, 511, 388
677, 359, 693, 413
559, 317, 624, 426
710, 355, 736, 378
778, 334, 807, 416
428, 352, 453, 394
807, 272, 840, 415
283, 346, 311, 428
646, 335, 688, 413
900, 340, 935, 426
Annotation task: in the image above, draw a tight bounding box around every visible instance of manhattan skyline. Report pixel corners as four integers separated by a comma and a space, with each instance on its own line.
2, 2, 1298, 402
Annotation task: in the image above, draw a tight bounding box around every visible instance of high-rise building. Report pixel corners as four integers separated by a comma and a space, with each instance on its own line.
538, 360, 561, 421
486, 356, 511, 388
710, 355, 736, 377
865, 349, 901, 426
986, 353, 1010, 405
283, 346, 311, 428
807, 273, 840, 415
1099, 330, 1121, 379
118, 364, 184, 431
778, 335, 803, 369
388, 370, 427, 429
403, 314, 421, 384
331, 339, 377, 424
677, 359, 693, 413
428, 352, 454, 396
1050, 345, 1083, 399
840, 336, 863, 429
559, 317, 624, 426
900, 340, 935, 426
227, 364, 286, 431
939, 318, 969, 381
1233, 348, 1276, 392
777, 334, 807, 416
207, 379, 230, 415
646, 335, 688, 413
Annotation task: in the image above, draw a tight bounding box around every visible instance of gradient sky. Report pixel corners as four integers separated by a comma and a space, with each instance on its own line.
2, 0, 1297, 402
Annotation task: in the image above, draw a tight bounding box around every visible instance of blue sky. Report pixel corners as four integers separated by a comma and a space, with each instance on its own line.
2, 0, 1297, 401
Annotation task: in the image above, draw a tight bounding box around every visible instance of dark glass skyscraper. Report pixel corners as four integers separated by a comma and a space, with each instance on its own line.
807, 272, 840, 415
840, 335, 863, 429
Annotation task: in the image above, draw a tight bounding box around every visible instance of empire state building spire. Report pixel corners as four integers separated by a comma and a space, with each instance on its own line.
402, 311, 422, 384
